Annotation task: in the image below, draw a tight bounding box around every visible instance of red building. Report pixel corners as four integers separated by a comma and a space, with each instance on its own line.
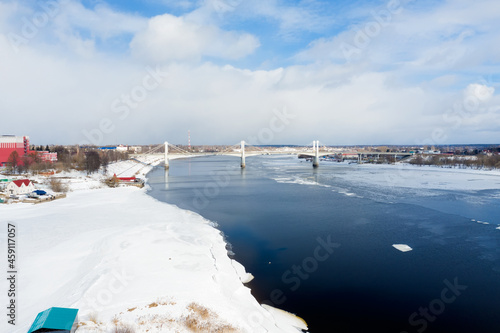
113, 174, 136, 182
0, 135, 30, 167
37, 151, 58, 162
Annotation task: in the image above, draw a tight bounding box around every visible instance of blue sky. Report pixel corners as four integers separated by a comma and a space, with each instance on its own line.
0, 0, 499, 145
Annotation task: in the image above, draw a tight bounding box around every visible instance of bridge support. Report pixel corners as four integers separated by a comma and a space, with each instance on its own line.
313, 140, 319, 168
241, 140, 246, 168
164, 168, 169, 189
164, 141, 169, 169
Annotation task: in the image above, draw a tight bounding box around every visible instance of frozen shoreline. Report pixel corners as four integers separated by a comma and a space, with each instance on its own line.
0, 157, 307, 333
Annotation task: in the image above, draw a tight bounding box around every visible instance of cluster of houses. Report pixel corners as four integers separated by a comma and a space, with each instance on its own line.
0, 178, 58, 204
0, 178, 53, 203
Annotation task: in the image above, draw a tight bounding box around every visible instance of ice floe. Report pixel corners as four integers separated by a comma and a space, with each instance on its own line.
392, 244, 413, 252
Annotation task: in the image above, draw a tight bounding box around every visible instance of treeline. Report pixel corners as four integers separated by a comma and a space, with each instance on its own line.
5, 147, 129, 175
409, 154, 500, 169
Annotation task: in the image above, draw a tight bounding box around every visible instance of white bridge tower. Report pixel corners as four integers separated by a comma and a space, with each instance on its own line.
313, 140, 319, 168
164, 141, 169, 169
241, 140, 246, 169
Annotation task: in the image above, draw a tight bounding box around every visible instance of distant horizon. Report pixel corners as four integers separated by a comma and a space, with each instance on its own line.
28, 141, 500, 148
4, 134, 500, 148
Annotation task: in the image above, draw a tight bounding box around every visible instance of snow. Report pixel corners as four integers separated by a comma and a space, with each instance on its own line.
262, 305, 308, 331
231, 259, 255, 284
332, 163, 500, 191
392, 244, 413, 252
0, 157, 307, 333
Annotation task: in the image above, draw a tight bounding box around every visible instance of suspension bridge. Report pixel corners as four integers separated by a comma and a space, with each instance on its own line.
131, 141, 413, 169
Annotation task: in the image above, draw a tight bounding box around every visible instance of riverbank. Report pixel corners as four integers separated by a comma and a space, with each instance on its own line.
0, 157, 307, 333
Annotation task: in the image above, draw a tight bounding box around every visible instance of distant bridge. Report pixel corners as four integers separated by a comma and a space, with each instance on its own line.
131, 141, 414, 169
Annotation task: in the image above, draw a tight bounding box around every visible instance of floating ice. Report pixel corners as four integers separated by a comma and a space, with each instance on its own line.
272, 176, 331, 188
392, 244, 413, 252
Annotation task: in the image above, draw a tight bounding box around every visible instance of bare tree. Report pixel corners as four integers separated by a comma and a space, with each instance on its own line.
84, 150, 101, 175
7, 151, 20, 174
50, 178, 68, 193
101, 153, 110, 175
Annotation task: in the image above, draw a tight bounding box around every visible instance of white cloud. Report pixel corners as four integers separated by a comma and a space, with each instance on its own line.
130, 13, 260, 63
184, 0, 335, 41
296, 0, 500, 72
0, 0, 147, 57
54, 1, 147, 38
155, 0, 196, 11
237, 0, 335, 40
464, 84, 495, 103
0, 0, 499, 146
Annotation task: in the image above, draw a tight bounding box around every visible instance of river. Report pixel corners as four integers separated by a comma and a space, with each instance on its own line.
146, 155, 500, 332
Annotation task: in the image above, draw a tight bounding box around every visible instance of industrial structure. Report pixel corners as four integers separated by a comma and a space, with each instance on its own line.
37, 151, 58, 162
0, 135, 30, 167
0, 135, 57, 166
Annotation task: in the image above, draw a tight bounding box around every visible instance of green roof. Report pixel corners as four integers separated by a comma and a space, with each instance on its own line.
28, 307, 78, 333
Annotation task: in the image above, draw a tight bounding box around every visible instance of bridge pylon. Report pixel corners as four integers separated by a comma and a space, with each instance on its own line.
241, 140, 246, 168
313, 140, 319, 168
164, 141, 169, 169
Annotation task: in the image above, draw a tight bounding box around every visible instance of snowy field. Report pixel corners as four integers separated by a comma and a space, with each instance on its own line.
0, 157, 307, 333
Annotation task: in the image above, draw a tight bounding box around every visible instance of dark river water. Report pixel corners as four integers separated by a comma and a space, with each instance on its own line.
146, 155, 500, 333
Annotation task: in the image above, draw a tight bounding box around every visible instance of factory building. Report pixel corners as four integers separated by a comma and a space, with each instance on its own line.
0, 135, 30, 167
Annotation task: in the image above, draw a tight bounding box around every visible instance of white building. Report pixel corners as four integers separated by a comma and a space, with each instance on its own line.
116, 145, 128, 152
5, 179, 35, 196
128, 146, 142, 153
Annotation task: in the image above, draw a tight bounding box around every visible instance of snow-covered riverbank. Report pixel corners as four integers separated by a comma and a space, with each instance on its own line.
0, 157, 307, 333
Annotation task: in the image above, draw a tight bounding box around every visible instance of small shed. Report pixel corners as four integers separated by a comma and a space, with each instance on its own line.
28, 307, 79, 333
6, 179, 35, 195
113, 173, 136, 182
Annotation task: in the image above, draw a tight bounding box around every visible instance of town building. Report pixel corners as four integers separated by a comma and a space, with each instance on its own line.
128, 146, 142, 153
98, 146, 117, 151
99, 145, 128, 153
5, 179, 35, 196
116, 144, 128, 152
0, 135, 30, 167
37, 151, 58, 162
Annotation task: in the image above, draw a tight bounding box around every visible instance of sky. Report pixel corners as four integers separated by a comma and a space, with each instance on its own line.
0, 0, 499, 146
